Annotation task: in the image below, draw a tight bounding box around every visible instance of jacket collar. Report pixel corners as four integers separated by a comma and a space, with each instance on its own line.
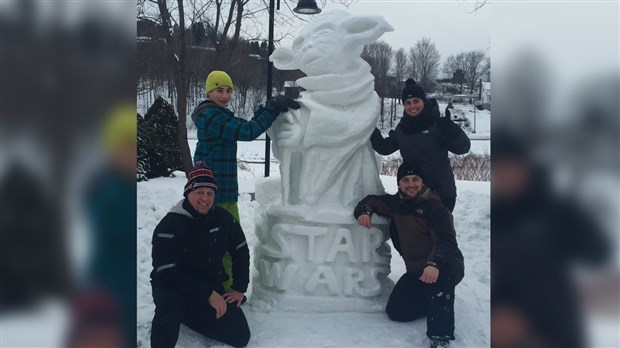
398, 185, 433, 202
397, 99, 440, 135
168, 199, 214, 219
190, 99, 227, 124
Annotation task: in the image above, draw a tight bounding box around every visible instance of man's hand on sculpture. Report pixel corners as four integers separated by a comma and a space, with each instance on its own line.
265, 95, 301, 114
356, 214, 372, 228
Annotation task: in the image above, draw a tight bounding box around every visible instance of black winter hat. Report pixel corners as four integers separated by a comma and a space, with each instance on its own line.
184, 161, 218, 197
397, 161, 425, 182
401, 79, 427, 103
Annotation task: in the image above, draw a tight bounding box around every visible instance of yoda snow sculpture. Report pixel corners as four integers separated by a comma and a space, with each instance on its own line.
269, 10, 392, 211
252, 10, 394, 312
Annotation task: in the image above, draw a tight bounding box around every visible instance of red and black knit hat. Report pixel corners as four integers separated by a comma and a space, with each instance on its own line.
184, 161, 218, 197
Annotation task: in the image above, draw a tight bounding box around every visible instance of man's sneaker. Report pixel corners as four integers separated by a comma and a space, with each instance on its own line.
430, 339, 450, 348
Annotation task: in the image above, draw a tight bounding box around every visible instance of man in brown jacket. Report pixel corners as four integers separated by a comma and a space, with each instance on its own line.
354, 161, 464, 348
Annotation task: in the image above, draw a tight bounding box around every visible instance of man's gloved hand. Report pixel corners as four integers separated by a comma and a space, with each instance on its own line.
436, 116, 462, 138
265, 95, 301, 114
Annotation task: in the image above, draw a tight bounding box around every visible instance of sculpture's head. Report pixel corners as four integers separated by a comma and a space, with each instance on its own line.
270, 10, 393, 76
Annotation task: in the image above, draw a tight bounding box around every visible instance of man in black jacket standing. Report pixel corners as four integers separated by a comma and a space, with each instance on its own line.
150, 161, 250, 348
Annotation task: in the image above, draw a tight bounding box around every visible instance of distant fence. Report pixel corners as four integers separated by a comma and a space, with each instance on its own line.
381, 153, 490, 182
240, 139, 491, 182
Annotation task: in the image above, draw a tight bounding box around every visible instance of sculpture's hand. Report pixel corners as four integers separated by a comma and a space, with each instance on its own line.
274, 108, 304, 148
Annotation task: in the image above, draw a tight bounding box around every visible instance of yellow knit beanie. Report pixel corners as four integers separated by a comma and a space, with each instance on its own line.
102, 103, 137, 153
205, 70, 233, 94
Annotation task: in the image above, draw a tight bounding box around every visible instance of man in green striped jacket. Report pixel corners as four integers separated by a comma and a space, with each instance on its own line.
190, 70, 299, 290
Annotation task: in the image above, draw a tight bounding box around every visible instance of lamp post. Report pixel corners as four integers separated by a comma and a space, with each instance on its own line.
264, 0, 321, 177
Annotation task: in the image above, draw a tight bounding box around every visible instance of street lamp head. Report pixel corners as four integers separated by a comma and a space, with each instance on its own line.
293, 0, 321, 14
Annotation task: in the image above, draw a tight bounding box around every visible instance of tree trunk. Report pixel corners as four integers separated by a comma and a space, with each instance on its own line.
175, 75, 193, 175
390, 97, 395, 128
380, 96, 385, 129
175, 0, 193, 175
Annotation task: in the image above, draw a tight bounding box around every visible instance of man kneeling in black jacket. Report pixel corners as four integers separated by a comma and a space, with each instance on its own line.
354, 162, 465, 348
150, 161, 250, 348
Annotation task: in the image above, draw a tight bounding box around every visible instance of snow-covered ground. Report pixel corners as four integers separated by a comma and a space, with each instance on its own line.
139, 117, 490, 347
448, 102, 491, 156
137, 173, 490, 347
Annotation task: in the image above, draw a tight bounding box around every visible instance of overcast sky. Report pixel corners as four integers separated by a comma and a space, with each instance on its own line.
320, 1, 490, 57
275, 1, 618, 85
353, 1, 490, 56
275, 1, 491, 60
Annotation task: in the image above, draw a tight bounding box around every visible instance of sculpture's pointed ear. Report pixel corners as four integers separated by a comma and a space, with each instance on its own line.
270, 47, 297, 70
339, 15, 394, 48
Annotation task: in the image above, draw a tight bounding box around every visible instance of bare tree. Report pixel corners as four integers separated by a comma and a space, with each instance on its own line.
391, 48, 408, 126
393, 48, 407, 101
138, 0, 359, 174
361, 40, 393, 126
140, 0, 265, 174
409, 37, 441, 92
155, 0, 194, 174
464, 50, 489, 93
472, 0, 488, 12
484, 56, 491, 81
366, 41, 393, 96
204, 0, 251, 60
406, 57, 417, 84
442, 52, 467, 93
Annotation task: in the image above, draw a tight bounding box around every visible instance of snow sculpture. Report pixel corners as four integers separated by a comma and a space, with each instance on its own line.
252, 10, 394, 312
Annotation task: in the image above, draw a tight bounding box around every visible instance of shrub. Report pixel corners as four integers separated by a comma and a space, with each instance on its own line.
138, 97, 183, 180
381, 153, 490, 182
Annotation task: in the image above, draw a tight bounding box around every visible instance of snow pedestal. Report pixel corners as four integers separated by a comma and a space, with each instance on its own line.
251, 178, 392, 312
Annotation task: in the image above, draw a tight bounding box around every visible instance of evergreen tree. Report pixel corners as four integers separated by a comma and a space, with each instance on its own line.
137, 113, 150, 181
191, 22, 206, 45
141, 97, 183, 178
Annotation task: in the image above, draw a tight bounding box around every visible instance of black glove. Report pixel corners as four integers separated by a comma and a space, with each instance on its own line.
265, 95, 301, 114
436, 116, 462, 138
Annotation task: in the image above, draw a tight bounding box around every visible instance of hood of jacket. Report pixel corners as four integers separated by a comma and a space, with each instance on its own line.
168, 199, 215, 219
169, 199, 193, 218
190, 99, 220, 125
